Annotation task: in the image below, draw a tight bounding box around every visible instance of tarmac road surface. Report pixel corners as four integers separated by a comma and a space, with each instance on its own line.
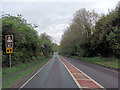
22, 53, 78, 88
21, 52, 119, 89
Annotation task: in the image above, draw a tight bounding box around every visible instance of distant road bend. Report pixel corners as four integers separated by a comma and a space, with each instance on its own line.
20, 52, 119, 89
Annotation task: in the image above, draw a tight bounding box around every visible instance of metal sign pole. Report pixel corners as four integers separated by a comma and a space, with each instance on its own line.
9, 53, 11, 68
6, 35, 13, 68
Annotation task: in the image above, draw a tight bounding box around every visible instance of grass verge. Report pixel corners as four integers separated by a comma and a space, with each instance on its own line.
70, 56, 119, 69
2, 56, 50, 88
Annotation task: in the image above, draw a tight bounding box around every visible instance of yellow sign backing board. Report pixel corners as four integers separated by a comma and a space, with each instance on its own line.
6, 48, 13, 53
40, 53, 44, 56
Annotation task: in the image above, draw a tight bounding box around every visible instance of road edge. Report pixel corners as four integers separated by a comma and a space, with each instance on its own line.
63, 56, 119, 74
58, 55, 105, 89
18, 59, 51, 89
57, 56, 81, 89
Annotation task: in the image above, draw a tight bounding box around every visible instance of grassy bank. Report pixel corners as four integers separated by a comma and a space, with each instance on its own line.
70, 56, 119, 69
2, 56, 50, 88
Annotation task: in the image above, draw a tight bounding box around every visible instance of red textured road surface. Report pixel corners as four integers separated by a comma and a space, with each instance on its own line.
58, 56, 104, 89
20, 52, 118, 89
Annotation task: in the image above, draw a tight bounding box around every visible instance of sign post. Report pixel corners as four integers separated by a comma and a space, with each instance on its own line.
9, 53, 11, 68
6, 35, 13, 68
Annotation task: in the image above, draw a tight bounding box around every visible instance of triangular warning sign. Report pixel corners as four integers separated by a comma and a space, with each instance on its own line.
7, 36, 12, 42
8, 36, 11, 40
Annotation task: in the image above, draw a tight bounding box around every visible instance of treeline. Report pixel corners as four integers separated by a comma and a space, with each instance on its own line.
60, 2, 120, 58
2, 14, 54, 67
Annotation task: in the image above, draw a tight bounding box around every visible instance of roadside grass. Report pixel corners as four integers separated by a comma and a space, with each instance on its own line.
2, 56, 50, 88
70, 56, 119, 69
3, 57, 43, 78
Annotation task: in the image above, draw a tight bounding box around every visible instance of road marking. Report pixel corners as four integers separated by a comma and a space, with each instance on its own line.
58, 56, 105, 89
19, 59, 51, 89
73, 73, 83, 75
76, 79, 90, 80
57, 56, 82, 89
102, 67, 118, 74
69, 61, 104, 88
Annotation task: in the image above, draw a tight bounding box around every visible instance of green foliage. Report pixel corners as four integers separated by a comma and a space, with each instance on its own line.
60, 8, 99, 57
2, 14, 53, 67
92, 4, 120, 57
39, 33, 53, 57
107, 26, 120, 56
53, 43, 59, 52
60, 2, 120, 58
3, 56, 49, 88
71, 56, 119, 69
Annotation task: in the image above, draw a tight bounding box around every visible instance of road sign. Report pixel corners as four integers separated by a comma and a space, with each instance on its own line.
5, 35, 13, 68
6, 48, 13, 53
6, 35, 13, 48
40, 51, 44, 56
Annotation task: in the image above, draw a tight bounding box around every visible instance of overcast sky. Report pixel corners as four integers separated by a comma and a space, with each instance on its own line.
1, 0, 119, 44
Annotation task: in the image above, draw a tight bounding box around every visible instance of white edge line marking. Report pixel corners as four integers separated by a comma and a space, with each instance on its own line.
102, 67, 118, 73
57, 56, 83, 89
70, 61, 104, 88
19, 59, 51, 89
59, 56, 106, 89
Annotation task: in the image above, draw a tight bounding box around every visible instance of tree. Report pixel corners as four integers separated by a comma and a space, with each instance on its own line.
40, 33, 53, 57
91, 2, 120, 57
2, 14, 54, 67
60, 8, 99, 57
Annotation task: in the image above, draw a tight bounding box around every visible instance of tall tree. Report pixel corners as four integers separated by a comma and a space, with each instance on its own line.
2, 14, 54, 67
60, 8, 99, 56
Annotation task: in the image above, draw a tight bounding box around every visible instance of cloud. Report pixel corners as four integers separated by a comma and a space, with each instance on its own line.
2, 1, 119, 44
1, 0, 100, 2
37, 23, 69, 45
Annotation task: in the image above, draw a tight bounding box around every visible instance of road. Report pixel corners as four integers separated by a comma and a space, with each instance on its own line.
62, 56, 119, 88
21, 52, 119, 89
22, 53, 78, 88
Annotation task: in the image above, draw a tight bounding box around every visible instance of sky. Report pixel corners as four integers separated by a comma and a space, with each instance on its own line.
1, 0, 119, 45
